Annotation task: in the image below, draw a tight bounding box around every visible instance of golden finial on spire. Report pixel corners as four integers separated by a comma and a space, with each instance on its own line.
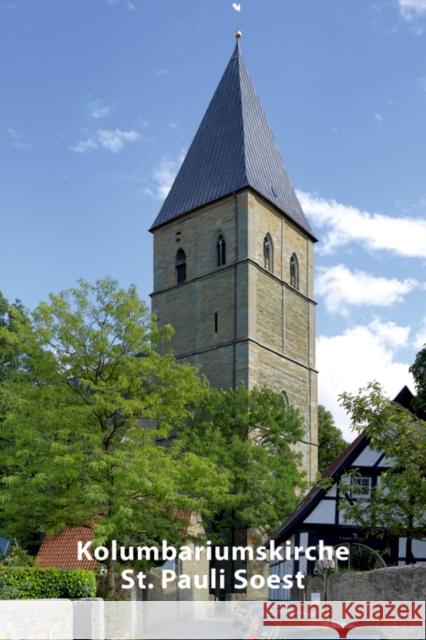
232, 3, 242, 39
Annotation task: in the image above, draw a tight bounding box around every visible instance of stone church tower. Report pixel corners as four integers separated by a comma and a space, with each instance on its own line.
150, 40, 318, 481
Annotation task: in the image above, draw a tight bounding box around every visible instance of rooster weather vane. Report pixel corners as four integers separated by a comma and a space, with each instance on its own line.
232, 3, 242, 39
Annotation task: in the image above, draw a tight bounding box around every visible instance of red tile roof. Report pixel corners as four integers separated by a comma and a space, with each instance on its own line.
174, 508, 193, 537
36, 526, 97, 571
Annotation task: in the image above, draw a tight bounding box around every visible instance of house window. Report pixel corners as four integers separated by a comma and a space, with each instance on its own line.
263, 235, 273, 272
290, 253, 299, 289
175, 248, 186, 284
216, 234, 226, 267
344, 475, 372, 499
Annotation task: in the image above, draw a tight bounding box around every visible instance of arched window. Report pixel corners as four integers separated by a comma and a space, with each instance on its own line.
290, 253, 299, 290
175, 248, 186, 284
216, 234, 226, 267
263, 234, 273, 272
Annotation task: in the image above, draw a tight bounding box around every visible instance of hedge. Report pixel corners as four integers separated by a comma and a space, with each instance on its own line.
0, 566, 96, 599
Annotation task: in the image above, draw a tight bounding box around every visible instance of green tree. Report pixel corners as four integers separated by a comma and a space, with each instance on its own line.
410, 343, 426, 412
0, 293, 28, 382
0, 279, 228, 595
185, 385, 306, 539
317, 405, 347, 475
339, 382, 426, 558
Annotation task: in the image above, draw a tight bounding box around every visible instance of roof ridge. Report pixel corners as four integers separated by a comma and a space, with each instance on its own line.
236, 43, 249, 188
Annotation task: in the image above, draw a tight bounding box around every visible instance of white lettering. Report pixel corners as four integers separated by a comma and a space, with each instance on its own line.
121, 570, 135, 590
77, 540, 93, 561
162, 570, 177, 587
93, 546, 109, 561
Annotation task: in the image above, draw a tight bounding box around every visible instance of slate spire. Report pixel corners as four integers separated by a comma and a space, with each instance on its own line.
151, 42, 314, 238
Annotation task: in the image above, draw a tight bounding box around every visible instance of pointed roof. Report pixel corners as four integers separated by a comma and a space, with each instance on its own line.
150, 42, 315, 239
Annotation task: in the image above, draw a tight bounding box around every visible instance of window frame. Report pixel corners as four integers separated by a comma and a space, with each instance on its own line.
216, 234, 226, 267
290, 253, 299, 290
263, 234, 273, 273
175, 248, 187, 285
343, 475, 372, 499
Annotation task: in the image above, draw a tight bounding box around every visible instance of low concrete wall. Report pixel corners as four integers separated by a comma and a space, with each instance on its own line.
305, 563, 426, 601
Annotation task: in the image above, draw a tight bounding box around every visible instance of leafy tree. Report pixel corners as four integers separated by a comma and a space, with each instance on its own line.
0, 279, 228, 595
185, 385, 306, 539
317, 405, 347, 474
0, 293, 28, 382
339, 382, 426, 558
410, 343, 426, 412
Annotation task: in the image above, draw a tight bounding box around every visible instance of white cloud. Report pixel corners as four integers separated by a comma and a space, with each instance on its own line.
71, 129, 140, 154
317, 322, 414, 440
297, 191, 426, 258
154, 69, 170, 78
7, 127, 33, 151
168, 122, 178, 130
414, 316, 426, 350
127, 1, 136, 10
374, 112, 384, 123
316, 264, 419, 315
70, 137, 98, 154
399, 0, 426, 18
151, 151, 185, 199
88, 99, 111, 120
368, 318, 411, 347
97, 129, 139, 153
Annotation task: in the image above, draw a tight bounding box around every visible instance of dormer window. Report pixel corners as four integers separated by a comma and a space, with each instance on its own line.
290, 253, 299, 289
216, 234, 226, 267
263, 234, 273, 273
175, 249, 186, 284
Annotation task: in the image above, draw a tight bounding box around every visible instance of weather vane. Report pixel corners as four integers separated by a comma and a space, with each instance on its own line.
232, 3, 242, 39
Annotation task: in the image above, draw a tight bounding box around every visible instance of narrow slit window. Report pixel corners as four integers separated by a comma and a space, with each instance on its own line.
263, 235, 273, 272
290, 253, 299, 290
216, 234, 226, 267
214, 313, 218, 333
175, 248, 187, 284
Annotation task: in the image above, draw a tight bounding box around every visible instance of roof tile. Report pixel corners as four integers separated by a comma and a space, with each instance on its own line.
36, 527, 97, 571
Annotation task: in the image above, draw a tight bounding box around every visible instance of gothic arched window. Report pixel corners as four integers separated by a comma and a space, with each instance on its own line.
290, 253, 299, 290
216, 234, 226, 267
263, 234, 273, 273
175, 248, 187, 285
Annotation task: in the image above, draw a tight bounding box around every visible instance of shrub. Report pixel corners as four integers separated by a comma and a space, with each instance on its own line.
1, 548, 34, 568
0, 567, 96, 599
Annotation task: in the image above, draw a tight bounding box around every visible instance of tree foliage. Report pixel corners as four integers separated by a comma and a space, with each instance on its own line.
317, 405, 347, 475
410, 343, 426, 413
339, 382, 426, 547
0, 278, 309, 594
0, 279, 228, 592
0, 293, 28, 383
184, 385, 306, 538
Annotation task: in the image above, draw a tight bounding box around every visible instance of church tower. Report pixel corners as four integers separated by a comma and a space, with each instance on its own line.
150, 40, 318, 481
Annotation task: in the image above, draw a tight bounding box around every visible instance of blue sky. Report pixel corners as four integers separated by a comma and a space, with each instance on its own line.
1, 0, 426, 437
